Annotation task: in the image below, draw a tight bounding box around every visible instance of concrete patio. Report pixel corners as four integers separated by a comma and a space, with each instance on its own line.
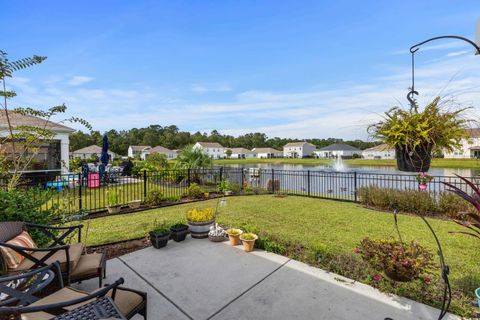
75, 237, 459, 320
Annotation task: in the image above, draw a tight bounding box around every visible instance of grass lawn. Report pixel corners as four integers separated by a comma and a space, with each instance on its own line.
75, 195, 479, 316
81, 195, 479, 283
213, 157, 480, 168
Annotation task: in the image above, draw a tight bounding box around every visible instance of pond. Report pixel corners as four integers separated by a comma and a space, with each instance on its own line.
221, 160, 480, 177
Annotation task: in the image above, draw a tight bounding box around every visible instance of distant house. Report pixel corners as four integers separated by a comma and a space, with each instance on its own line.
252, 147, 283, 159
71, 145, 117, 160
444, 128, 480, 159
128, 145, 152, 160
283, 142, 316, 158
0, 109, 74, 174
362, 144, 395, 160
227, 148, 255, 159
193, 142, 225, 159
314, 143, 362, 159
149, 145, 177, 159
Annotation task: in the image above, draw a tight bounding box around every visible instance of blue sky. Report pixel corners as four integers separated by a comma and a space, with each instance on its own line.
3, 1, 480, 139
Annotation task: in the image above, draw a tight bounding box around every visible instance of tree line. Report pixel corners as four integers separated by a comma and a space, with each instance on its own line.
69, 125, 379, 156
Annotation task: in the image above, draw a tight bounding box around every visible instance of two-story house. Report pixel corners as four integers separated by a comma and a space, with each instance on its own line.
444, 128, 480, 159
283, 142, 316, 158
127, 145, 152, 160
193, 142, 225, 159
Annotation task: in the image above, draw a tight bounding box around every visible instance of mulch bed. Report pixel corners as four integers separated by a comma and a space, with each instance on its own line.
87, 237, 151, 260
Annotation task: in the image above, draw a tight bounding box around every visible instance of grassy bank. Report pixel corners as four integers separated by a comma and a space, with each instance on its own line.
77, 195, 479, 316
213, 158, 480, 168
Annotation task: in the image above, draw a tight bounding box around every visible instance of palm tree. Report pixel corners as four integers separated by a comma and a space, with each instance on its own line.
175, 145, 212, 182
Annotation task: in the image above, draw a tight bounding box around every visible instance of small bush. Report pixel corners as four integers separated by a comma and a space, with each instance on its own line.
186, 183, 203, 199
145, 189, 164, 206
0, 189, 61, 246
229, 182, 242, 194
165, 195, 181, 202
437, 192, 475, 218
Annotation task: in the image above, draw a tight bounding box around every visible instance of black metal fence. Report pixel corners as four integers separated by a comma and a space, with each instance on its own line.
1, 168, 476, 215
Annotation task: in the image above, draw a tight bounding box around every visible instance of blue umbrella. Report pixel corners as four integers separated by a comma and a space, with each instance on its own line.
99, 135, 109, 183
100, 135, 109, 166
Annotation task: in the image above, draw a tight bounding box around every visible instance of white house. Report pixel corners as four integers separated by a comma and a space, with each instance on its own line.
193, 142, 225, 159
0, 109, 74, 174
128, 145, 152, 160
252, 147, 283, 158
227, 148, 255, 159
148, 145, 177, 159
314, 143, 362, 159
71, 145, 117, 160
283, 142, 316, 158
362, 144, 395, 160
444, 128, 480, 159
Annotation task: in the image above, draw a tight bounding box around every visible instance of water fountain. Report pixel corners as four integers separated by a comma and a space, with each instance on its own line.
332, 155, 347, 171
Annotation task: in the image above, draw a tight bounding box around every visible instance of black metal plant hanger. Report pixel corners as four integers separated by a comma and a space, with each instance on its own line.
407, 35, 480, 109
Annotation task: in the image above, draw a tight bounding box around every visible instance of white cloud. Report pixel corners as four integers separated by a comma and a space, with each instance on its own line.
67, 76, 94, 86
6, 53, 480, 140
191, 83, 232, 93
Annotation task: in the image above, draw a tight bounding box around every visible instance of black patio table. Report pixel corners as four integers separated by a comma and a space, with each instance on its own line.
52, 296, 126, 320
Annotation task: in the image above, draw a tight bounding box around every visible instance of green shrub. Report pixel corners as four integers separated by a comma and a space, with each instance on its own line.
145, 188, 164, 206
358, 186, 476, 217
438, 192, 475, 218
229, 182, 242, 194
165, 195, 181, 202
186, 183, 203, 199
186, 207, 215, 222
0, 189, 61, 246
106, 188, 121, 206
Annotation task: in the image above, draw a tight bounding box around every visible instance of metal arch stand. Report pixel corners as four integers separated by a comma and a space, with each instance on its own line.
407, 35, 480, 108
384, 210, 452, 320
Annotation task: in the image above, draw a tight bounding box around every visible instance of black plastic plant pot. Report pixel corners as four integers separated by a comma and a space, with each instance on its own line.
395, 145, 432, 172
149, 231, 171, 249
170, 224, 189, 242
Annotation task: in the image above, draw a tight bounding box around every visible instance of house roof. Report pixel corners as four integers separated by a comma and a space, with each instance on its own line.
252, 147, 282, 153
129, 145, 151, 152
466, 128, 480, 138
150, 145, 174, 153
229, 148, 254, 154
196, 142, 224, 148
283, 141, 316, 148
363, 144, 394, 152
317, 143, 361, 152
0, 110, 75, 133
72, 145, 117, 155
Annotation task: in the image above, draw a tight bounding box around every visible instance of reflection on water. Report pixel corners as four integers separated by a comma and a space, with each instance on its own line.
223, 162, 480, 177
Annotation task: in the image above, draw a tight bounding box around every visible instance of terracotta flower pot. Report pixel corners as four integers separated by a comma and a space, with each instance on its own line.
226, 229, 243, 246
240, 234, 258, 252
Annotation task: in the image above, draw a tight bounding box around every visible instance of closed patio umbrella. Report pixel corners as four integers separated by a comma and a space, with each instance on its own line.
99, 135, 109, 183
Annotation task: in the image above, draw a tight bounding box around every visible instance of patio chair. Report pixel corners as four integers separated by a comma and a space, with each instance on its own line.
0, 262, 147, 319
0, 221, 106, 287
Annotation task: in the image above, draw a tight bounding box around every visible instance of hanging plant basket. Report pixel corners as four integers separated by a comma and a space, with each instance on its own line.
395, 144, 432, 172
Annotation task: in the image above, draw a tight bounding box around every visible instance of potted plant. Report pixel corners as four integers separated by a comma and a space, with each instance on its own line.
170, 223, 189, 242
106, 188, 121, 214
226, 228, 243, 246
368, 97, 469, 172
416, 172, 433, 190
218, 179, 232, 195
128, 199, 142, 209
239, 233, 258, 252
149, 220, 171, 249
357, 238, 434, 282
208, 223, 227, 242
186, 207, 215, 239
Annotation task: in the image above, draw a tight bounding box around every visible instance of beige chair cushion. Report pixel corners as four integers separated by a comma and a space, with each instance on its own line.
23, 286, 144, 319
92, 287, 144, 317
70, 253, 103, 280
15, 242, 84, 273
